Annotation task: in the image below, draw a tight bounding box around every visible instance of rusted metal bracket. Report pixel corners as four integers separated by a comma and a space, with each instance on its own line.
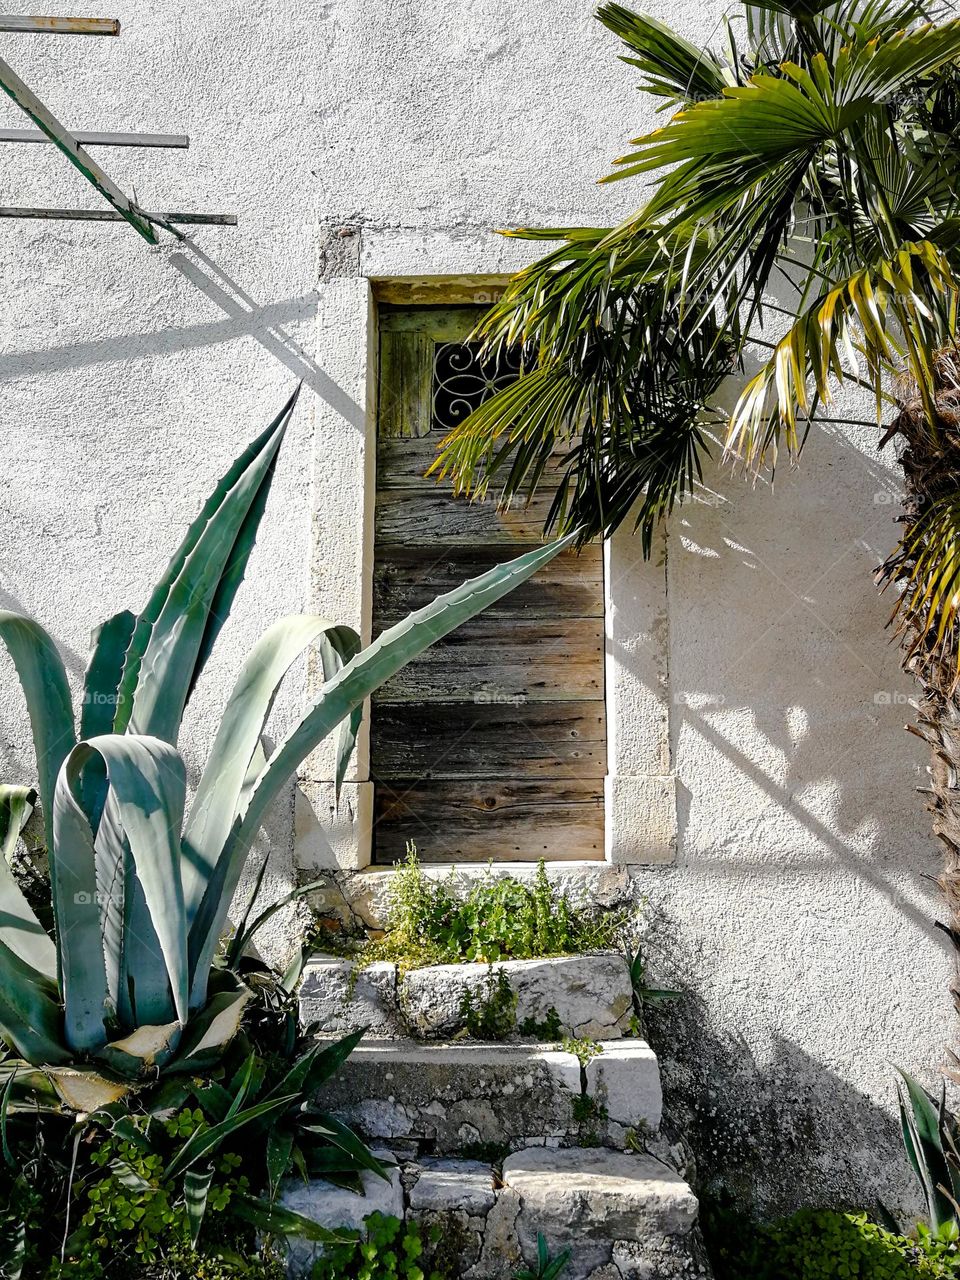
0, 14, 236, 238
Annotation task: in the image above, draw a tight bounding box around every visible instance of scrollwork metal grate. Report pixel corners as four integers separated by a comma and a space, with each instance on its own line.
431, 341, 522, 430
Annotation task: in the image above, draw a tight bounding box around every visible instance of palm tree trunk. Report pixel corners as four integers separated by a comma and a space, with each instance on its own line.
885, 359, 960, 1030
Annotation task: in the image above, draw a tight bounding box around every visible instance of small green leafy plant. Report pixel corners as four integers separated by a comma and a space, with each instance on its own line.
367, 848, 621, 972
561, 1036, 603, 1069
624, 943, 680, 1035
459, 966, 518, 1040
513, 1233, 571, 1280
709, 1207, 960, 1280
310, 1213, 448, 1280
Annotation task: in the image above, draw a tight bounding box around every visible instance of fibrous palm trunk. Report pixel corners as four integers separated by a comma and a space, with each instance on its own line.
885, 353, 960, 1041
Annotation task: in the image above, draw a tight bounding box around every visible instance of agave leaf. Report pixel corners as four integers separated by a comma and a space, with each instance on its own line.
96, 1021, 182, 1079
226, 1045, 267, 1102
280, 945, 307, 995
110, 1158, 152, 1192
228, 1190, 356, 1244
165, 1093, 298, 1180
300, 1113, 388, 1180
0, 1063, 61, 1114
99, 738, 188, 1024
266, 1126, 295, 1199
45, 1067, 130, 1112
0, 1216, 25, 1280
80, 611, 137, 741
0, 935, 67, 1065
51, 753, 110, 1052
318, 625, 362, 801
226, 876, 326, 968
260, 1030, 366, 1107
0, 785, 34, 866
58, 737, 188, 1042
895, 1066, 954, 1230
114, 387, 299, 743
0, 786, 56, 982
184, 1164, 216, 1248
0, 612, 76, 860
190, 1080, 234, 1123
188, 534, 577, 1007
0, 1068, 15, 1168
166, 985, 252, 1074
303, 1146, 375, 1176
182, 614, 345, 928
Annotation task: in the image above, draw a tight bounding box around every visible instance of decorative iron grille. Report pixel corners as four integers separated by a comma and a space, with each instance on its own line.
431, 341, 523, 430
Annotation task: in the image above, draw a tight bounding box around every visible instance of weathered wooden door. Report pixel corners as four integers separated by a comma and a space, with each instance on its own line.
372, 304, 606, 863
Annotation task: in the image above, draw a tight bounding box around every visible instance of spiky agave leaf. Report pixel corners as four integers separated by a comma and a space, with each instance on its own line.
185, 534, 578, 1009
180, 615, 356, 930
0, 614, 76, 867
0, 787, 56, 983
53, 736, 188, 1050
896, 1066, 957, 1231
113, 385, 300, 744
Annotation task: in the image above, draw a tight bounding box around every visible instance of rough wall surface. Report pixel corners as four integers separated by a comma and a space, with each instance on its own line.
0, 0, 952, 1222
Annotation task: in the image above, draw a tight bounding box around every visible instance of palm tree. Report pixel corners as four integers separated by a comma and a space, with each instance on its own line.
431, 0, 960, 1000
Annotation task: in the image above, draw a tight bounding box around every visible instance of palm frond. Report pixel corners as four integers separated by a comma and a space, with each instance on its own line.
728, 239, 960, 469
596, 4, 729, 104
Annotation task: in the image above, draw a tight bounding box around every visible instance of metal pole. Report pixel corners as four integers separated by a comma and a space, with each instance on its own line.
0, 207, 237, 226
0, 17, 120, 36
0, 128, 189, 148
0, 54, 157, 242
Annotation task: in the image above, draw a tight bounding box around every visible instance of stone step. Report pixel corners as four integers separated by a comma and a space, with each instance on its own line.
313, 1036, 662, 1155
500, 1147, 706, 1280
299, 952, 634, 1041
281, 1146, 708, 1280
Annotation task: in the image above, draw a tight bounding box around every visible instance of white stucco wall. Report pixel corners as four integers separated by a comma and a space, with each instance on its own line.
0, 0, 952, 1220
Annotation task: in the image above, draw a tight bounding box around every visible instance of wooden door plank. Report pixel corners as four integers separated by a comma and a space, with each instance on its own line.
373, 778, 605, 864
376, 487, 558, 545
372, 701, 607, 780
372, 616, 605, 703
377, 427, 569, 489
379, 306, 483, 340
374, 543, 603, 621
379, 331, 433, 439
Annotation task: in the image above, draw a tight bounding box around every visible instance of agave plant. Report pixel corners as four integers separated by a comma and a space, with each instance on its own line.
896, 1066, 960, 1233
0, 387, 571, 1106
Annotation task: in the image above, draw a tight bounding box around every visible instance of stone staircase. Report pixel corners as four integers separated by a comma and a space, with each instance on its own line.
283, 953, 713, 1280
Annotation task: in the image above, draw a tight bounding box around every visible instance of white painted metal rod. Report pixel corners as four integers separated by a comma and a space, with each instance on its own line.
0, 16, 120, 35
0, 128, 189, 148
0, 207, 237, 226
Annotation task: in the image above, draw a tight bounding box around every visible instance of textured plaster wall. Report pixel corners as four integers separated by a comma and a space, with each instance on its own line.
0, 0, 952, 1221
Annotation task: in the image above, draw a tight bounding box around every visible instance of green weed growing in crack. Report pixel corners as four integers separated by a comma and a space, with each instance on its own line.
458, 966, 518, 1040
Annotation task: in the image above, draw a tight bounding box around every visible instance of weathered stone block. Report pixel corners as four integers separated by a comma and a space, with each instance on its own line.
314, 1038, 582, 1154
467, 1187, 522, 1280
399, 955, 633, 1039
409, 1158, 496, 1215
612, 1234, 715, 1280
280, 1152, 403, 1276
299, 956, 400, 1035
585, 1041, 663, 1131
502, 1147, 698, 1248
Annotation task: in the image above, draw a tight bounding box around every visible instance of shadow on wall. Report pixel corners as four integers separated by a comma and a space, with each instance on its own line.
647, 991, 923, 1227
0, 228, 365, 430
